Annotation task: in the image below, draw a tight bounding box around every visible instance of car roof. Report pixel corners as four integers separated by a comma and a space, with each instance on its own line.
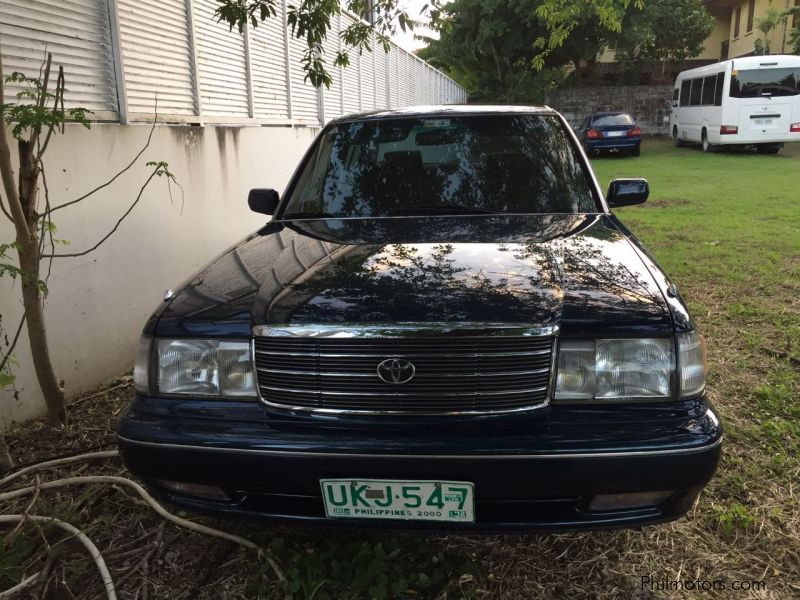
327, 104, 558, 125
591, 111, 631, 118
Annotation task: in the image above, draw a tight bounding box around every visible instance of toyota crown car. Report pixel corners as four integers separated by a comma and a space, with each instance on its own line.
117, 106, 721, 531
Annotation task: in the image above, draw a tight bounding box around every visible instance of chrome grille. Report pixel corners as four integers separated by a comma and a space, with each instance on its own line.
254, 336, 555, 413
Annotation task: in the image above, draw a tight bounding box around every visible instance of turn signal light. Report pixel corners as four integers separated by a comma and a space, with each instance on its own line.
791, 122, 800, 133
587, 128, 601, 139
589, 491, 673, 511
628, 126, 641, 137
720, 125, 738, 135
155, 479, 230, 501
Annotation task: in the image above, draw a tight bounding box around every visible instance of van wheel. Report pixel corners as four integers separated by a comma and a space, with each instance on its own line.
756, 144, 780, 155
673, 128, 684, 147
701, 131, 715, 153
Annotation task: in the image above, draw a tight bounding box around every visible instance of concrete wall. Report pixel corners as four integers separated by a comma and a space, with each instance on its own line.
547, 85, 674, 135
0, 123, 317, 428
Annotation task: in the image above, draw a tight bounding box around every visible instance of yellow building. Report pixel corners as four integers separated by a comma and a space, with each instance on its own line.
711, 0, 799, 58
599, 0, 799, 63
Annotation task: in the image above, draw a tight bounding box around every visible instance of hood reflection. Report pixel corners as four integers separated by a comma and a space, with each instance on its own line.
157, 214, 673, 337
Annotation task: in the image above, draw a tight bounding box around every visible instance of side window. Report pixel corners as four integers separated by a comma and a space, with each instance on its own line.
680, 80, 691, 106
702, 75, 717, 105
690, 78, 703, 106
714, 73, 725, 106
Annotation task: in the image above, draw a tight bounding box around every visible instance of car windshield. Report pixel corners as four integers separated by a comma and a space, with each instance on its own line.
592, 114, 634, 126
281, 114, 597, 219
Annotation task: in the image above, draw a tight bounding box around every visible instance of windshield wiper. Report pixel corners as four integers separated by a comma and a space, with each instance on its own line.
388, 204, 506, 216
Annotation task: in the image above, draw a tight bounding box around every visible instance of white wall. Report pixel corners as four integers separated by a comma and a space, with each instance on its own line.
0, 123, 318, 428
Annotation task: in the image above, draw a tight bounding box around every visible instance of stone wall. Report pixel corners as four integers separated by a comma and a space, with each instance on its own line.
547, 85, 674, 135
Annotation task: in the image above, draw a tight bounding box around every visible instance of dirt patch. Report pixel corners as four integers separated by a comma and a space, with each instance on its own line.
642, 197, 691, 208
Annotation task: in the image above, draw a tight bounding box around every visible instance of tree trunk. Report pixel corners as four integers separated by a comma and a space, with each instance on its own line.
0, 435, 12, 474
14, 140, 67, 426
16, 238, 66, 425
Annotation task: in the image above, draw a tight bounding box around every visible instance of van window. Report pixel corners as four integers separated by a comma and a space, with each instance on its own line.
680, 80, 691, 106
689, 79, 703, 106
702, 75, 717, 105
730, 67, 800, 98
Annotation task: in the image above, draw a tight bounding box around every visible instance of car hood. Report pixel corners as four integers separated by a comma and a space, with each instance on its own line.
154, 214, 673, 337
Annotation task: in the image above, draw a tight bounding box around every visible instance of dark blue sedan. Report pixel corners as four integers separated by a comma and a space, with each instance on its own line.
117, 106, 719, 531
577, 112, 641, 157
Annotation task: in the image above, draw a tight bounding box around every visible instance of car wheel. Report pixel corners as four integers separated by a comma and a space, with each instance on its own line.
673, 128, 684, 148
701, 131, 714, 153
630, 146, 641, 157
756, 144, 780, 155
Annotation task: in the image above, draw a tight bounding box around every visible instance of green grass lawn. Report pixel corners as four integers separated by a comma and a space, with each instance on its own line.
3, 139, 799, 599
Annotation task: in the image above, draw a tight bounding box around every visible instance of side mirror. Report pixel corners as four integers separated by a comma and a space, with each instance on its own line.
248, 188, 279, 215
607, 178, 649, 208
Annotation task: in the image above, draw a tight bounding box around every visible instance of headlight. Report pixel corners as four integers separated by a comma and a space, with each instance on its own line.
155, 339, 256, 398
555, 338, 674, 401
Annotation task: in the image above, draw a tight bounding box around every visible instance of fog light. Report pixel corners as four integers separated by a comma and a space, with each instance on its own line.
155, 479, 230, 502
589, 490, 673, 511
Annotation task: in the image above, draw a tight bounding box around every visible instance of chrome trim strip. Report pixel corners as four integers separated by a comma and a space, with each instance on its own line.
256, 367, 551, 378
253, 398, 549, 416
117, 433, 723, 460
259, 384, 549, 398
253, 323, 560, 338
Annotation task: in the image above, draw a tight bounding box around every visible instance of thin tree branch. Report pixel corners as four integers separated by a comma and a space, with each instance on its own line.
0, 191, 12, 222
37, 163, 55, 287
0, 514, 117, 600
47, 104, 159, 215
42, 167, 160, 259
27, 53, 52, 150
0, 313, 26, 374
0, 475, 287, 584
34, 65, 64, 165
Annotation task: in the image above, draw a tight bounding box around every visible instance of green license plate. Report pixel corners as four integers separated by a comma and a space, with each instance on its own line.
320, 479, 475, 523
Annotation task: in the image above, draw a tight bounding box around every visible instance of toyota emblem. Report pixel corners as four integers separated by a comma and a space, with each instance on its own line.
376, 358, 416, 384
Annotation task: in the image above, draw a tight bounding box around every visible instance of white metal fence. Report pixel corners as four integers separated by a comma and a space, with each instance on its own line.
1, 0, 467, 127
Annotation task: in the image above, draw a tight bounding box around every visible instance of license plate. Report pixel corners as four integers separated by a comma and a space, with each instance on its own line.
606, 131, 626, 137
320, 479, 475, 523
754, 118, 773, 125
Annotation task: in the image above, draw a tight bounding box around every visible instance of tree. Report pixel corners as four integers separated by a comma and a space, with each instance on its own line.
0, 47, 177, 436
612, 0, 714, 64
419, 0, 627, 102
753, 5, 800, 55
214, 0, 443, 88
531, 0, 643, 69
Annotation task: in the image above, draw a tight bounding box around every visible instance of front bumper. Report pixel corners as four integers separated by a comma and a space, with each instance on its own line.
116, 395, 722, 532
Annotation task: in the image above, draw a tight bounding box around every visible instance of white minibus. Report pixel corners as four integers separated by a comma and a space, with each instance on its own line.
670, 55, 800, 154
